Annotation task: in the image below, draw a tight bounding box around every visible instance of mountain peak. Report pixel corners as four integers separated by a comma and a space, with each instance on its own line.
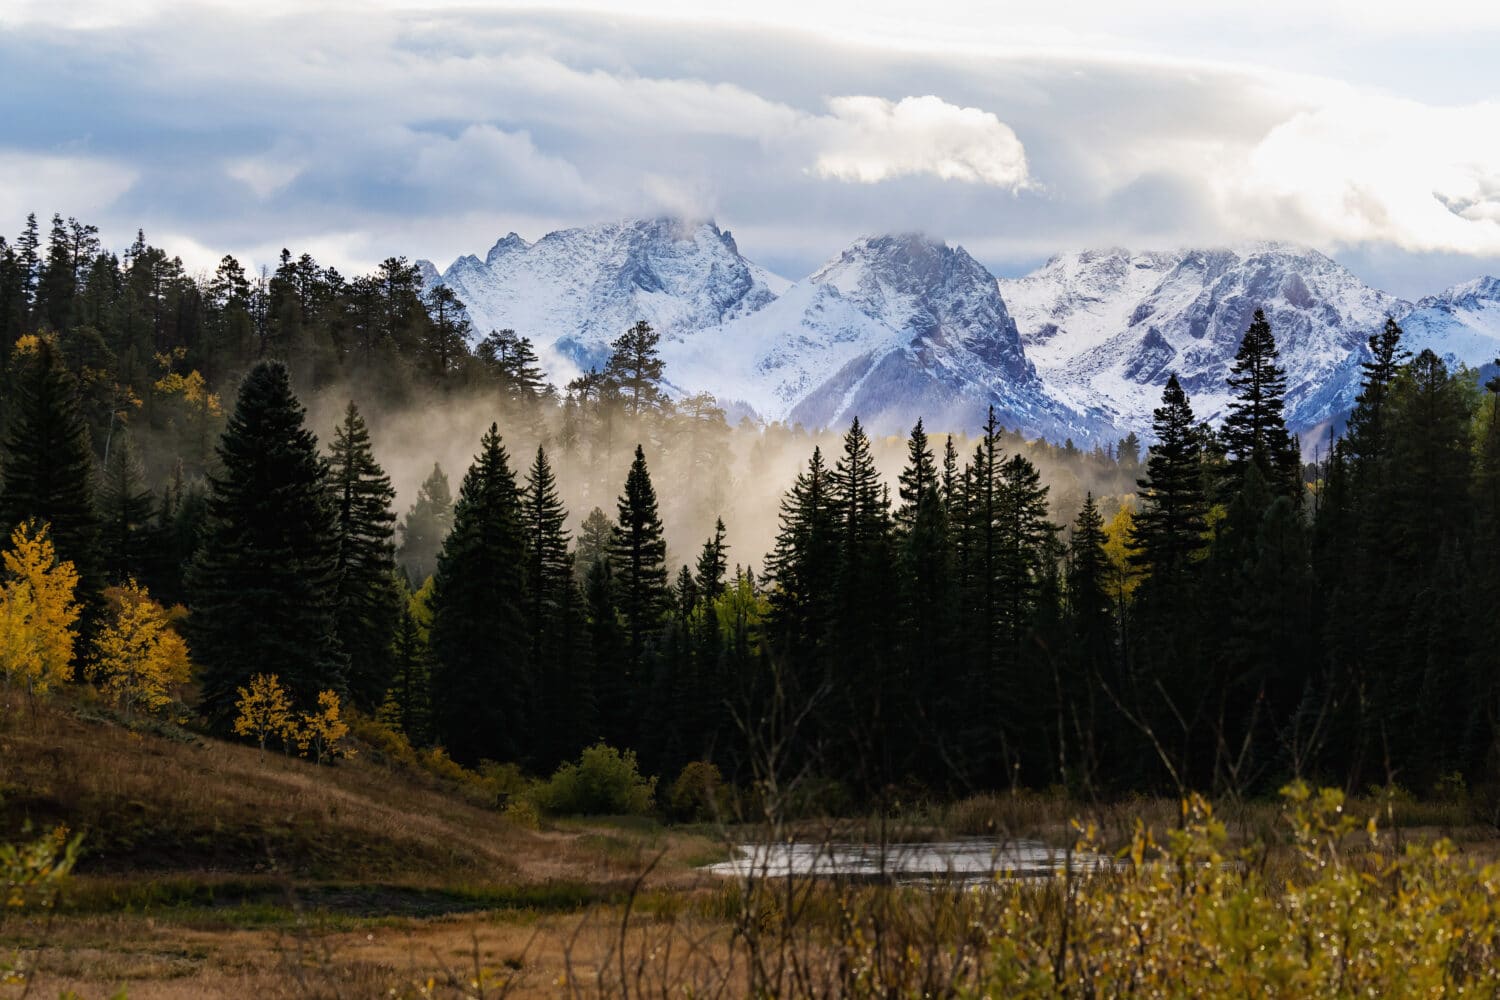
428, 215, 783, 378
484, 232, 530, 265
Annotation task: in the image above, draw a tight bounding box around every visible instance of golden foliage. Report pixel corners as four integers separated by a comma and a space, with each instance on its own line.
153, 348, 223, 417
232, 672, 295, 753
1, 824, 81, 913
88, 580, 193, 717
294, 689, 351, 764
1100, 501, 1141, 603
0, 521, 81, 701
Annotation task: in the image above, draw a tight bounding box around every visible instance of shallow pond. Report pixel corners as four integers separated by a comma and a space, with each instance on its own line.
705, 838, 1110, 885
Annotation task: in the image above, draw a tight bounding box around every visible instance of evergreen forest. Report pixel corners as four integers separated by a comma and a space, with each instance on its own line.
4, 212, 1499, 804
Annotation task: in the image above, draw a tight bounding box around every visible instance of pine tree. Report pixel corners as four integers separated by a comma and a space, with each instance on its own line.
1067, 494, 1112, 646
1062, 493, 1113, 787
1, 335, 102, 603
584, 555, 623, 747
396, 463, 452, 583
1130, 375, 1207, 584
328, 401, 402, 709
428, 424, 529, 764
766, 447, 838, 694
1315, 318, 1410, 784
995, 453, 1055, 652
477, 329, 547, 402
523, 445, 589, 769
574, 506, 614, 586
828, 417, 897, 782
385, 597, 432, 745
602, 321, 668, 418
694, 518, 728, 601
421, 285, 471, 382
189, 361, 345, 729
1344, 317, 1410, 471
1222, 309, 1301, 502
895, 419, 957, 784
15, 214, 39, 327
609, 444, 669, 684
97, 426, 154, 585
1471, 369, 1500, 758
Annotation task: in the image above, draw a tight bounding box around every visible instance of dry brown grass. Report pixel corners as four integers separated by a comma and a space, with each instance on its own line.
0, 699, 719, 887
7, 697, 1500, 998
5, 903, 745, 998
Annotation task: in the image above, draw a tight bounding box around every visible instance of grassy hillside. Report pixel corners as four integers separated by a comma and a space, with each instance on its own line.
7, 697, 1500, 999
0, 698, 729, 997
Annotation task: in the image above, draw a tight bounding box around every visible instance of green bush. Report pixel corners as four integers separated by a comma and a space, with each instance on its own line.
530, 743, 656, 816
667, 761, 724, 822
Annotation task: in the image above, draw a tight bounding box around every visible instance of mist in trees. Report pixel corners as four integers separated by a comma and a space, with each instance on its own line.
4, 209, 1498, 804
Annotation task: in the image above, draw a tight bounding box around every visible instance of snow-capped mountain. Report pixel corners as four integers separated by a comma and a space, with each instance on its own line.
424, 217, 1500, 444
417, 218, 786, 382
999, 244, 1412, 441
1398, 276, 1500, 371
668, 234, 1094, 438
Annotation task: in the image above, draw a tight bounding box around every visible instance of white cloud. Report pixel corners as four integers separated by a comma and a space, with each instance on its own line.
1225, 97, 1500, 254
0, 151, 137, 220
812, 95, 1031, 189
408, 124, 597, 208
227, 153, 304, 199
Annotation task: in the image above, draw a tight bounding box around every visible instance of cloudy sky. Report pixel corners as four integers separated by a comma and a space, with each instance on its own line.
3, 0, 1499, 296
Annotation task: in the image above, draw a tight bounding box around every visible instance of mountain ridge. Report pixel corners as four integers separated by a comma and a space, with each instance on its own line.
419, 220, 1500, 443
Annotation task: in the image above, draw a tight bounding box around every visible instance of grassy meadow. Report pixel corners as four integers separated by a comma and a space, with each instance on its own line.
7, 696, 1500, 997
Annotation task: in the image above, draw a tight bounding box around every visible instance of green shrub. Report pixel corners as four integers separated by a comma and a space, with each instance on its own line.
530, 743, 656, 816
478, 760, 531, 803
503, 797, 541, 830
667, 761, 724, 823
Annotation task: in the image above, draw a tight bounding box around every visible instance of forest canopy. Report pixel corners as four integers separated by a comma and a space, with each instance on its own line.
2, 213, 1498, 803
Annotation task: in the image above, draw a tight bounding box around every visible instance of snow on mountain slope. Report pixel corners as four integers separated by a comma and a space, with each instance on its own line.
669, 234, 1097, 439
419, 219, 785, 383
1398, 276, 1500, 370
1000, 244, 1411, 439
424, 216, 1500, 445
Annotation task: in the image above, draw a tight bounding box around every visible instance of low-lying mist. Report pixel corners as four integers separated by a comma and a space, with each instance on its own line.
299, 379, 1142, 577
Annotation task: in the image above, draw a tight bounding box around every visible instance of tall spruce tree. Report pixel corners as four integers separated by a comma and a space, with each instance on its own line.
2, 335, 102, 602
1130, 375, 1207, 583
429, 424, 529, 764
426, 426, 529, 761
523, 445, 590, 769
328, 401, 402, 709
97, 426, 154, 585
995, 453, 1055, 653
396, 463, 452, 583
766, 446, 838, 712
895, 419, 957, 781
1063, 493, 1113, 788
828, 417, 897, 782
602, 321, 668, 418
1472, 368, 1500, 750
694, 518, 729, 601
189, 361, 345, 727
384, 593, 433, 746
584, 555, 625, 748
1222, 308, 1301, 502
574, 506, 614, 585
609, 444, 669, 687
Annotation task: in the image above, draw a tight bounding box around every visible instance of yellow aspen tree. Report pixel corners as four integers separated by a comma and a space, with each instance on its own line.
1102, 503, 1142, 605
296, 690, 351, 764
88, 580, 193, 718
233, 673, 294, 755
0, 521, 82, 707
